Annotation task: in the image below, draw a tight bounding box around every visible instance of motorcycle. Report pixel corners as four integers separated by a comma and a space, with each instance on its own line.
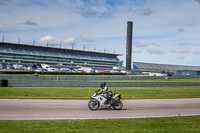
88, 89, 123, 110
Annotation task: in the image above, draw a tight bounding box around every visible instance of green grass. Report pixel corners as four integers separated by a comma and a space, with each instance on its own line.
0, 116, 200, 133
1, 86, 200, 99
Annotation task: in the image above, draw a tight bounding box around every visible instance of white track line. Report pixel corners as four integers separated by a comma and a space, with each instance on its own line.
1, 114, 200, 120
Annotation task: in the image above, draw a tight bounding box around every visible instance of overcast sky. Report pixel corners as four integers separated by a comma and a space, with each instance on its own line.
0, 0, 200, 66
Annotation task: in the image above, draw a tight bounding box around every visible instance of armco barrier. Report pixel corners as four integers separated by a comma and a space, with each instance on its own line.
1, 75, 200, 81
7, 80, 200, 87
0, 75, 165, 80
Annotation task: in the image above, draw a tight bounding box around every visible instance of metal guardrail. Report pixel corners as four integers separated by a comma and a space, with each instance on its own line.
7, 80, 200, 87
1, 75, 200, 87
1, 75, 200, 81
169, 75, 200, 79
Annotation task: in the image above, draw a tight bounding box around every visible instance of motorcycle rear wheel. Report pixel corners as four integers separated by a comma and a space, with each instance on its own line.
88, 99, 99, 110
112, 99, 123, 110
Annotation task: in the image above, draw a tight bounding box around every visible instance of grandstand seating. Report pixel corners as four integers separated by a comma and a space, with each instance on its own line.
107, 57, 119, 61
36, 50, 47, 55
70, 53, 80, 58
88, 55, 98, 60
98, 56, 106, 60
0, 42, 121, 68
4, 46, 119, 61
79, 54, 89, 59
47, 51, 60, 57
11, 47, 25, 54
59, 52, 70, 57
23, 49, 37, 55
0, 46, 11, 52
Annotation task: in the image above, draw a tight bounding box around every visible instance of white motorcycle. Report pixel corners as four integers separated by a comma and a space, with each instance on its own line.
88, 89, 123, 110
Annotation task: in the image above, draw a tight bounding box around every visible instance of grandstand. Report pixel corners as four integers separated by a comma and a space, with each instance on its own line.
0, 42, 122, 70
133, 62, 200, 75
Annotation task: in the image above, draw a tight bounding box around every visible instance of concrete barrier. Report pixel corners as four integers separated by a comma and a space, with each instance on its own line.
1, 75, 200, 81
7, 80, 200, 87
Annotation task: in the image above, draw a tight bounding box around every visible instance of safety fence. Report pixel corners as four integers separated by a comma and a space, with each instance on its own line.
7, 80, 200, 87
1, 75, 200, 81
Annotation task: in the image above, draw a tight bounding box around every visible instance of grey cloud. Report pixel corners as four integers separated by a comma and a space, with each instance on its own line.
178, 42, 198, 46
177, 28, 185, 32
0, 0, 11, 5
81, 9, 111, 19
195, 0, 200, 4
18, 2, 25, 6
171, 49, 191, 54
132, 48, 142, 54
81, 9, 97, 18
81, 37, 94, 42
101, 11, 112, 18
147, 49, 165, 55
133, 41, 160, 47
178, 42, 189, 46
138, 8, 153, 16
193, 51, 200, 54
104, 48, 114, 52
128, 7, 132, 12
178, 56, 186, 59
23, 21, 38, 26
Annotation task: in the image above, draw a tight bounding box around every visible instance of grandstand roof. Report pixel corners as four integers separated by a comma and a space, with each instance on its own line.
133, 62, 200, 71
0, 42, 122, 56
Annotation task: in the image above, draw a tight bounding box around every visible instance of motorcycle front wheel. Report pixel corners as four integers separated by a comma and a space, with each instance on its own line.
88, 99, 99, 110
112, 99, 123, 110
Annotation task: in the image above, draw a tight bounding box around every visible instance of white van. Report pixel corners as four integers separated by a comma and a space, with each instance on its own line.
41, 64, 50, 69
13, 64, 23, 69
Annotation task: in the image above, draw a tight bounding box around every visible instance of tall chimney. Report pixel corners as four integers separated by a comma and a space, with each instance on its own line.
126, 21, 133, 71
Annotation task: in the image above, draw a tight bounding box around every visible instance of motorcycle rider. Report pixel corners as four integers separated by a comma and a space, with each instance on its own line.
100, 82, 113, 105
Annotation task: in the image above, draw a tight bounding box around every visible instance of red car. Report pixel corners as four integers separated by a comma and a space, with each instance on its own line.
99, 70, 106, 73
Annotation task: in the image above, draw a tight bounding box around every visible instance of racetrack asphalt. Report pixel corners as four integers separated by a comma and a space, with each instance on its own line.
0, 98, 200, 120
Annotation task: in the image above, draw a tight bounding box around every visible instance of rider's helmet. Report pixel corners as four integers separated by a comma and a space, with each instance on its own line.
100, 82, 106, 88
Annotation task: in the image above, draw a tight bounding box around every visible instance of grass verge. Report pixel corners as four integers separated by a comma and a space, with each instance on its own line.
0, 116, 200, 133
1, 86, 200, 99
